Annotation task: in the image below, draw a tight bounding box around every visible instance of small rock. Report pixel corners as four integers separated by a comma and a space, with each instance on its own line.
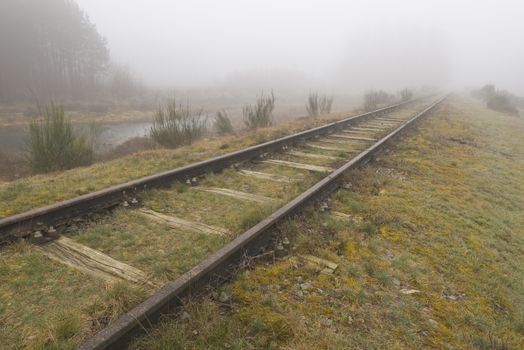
428, 319, 438, 327
300, 282, 312, 291
400, 288, 420, 295
275, 242, 287, 258
443, 292, 465, 301
33, 231, 43, 238
392, 278, 401, 287
320, 268, 334, 275
180, 311, 191, 321
383, 251, 394, 260
218, 291, 231, 303
192, 329, 199, 335
47, 226, 56, 233
320, 317, 333, 327
122, 201, 129, 207
191, 177, 198, 183
131, 198, 138, 204
185, 179, 192, 185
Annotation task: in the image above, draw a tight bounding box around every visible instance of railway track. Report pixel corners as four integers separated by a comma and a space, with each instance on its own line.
0, 99, 416, 242
0, 96, 446, 349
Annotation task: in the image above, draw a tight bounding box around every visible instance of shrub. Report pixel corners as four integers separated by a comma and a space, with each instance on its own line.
306, 93, 334, 117
472, 84, 519, 115
486, 93, 518, 115
214, 110, 234, 135
27, 103, 94, 173
399, 88, 413, 101
471, 84, 495, 100
149, 99, 207, 148
363, 90, 393, 111
243, 91, 275, 129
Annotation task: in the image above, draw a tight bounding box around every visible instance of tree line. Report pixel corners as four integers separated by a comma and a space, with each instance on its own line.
0, 0, 140, 103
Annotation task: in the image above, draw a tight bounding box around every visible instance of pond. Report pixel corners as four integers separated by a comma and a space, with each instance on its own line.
0, 121, 152, 154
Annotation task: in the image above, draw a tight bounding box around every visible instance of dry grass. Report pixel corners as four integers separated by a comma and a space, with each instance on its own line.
132, 95, 524, 349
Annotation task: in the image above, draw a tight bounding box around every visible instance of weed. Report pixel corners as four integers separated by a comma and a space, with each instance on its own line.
150, 98, 207, 148
361, 222, 378, 236
243, 91, 275, 129
306, 93, 334, 117
54, 314, 81, 341
27, 103, 94, 173
173, 181, 188, 193
363, 90, 393, 111
214, 110, 234, 135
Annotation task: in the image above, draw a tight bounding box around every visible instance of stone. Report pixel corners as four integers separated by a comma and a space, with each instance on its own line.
392, 278, 401, 287
320, 317, 333, 327
320, 268, 334, 275
400, 288, 420, 295
300, 282, 312, 291
218, 291, 231, 303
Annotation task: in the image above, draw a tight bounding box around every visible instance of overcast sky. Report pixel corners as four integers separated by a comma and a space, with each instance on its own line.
77, 0, 524, 93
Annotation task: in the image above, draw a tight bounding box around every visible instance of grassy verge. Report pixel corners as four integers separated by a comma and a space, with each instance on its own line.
132, 96, 524, 349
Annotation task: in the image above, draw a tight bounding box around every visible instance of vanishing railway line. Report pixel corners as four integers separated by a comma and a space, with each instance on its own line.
0, 96, 446, 349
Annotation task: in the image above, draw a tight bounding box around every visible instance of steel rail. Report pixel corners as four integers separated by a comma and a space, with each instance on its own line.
78, 95, 446, 350
0, 99, 417, 242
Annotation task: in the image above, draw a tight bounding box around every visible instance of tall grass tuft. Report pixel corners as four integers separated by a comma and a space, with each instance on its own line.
27, 103, 94, 173
213, 110, 234, 135
363, 90, 393, 111
306, 93, 334, 117
150, 99, 207, 148
243, 91, 275, 129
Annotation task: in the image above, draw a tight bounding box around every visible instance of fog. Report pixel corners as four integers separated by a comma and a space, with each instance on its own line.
76, 0, 524, 94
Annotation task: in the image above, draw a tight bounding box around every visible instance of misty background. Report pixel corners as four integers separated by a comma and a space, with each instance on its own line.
0, 0, 522, 180
76, 0, 523, 93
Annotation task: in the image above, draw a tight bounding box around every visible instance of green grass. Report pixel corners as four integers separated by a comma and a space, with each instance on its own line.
132, 95, 524, 349
0, 242, 148, 349
28, 103, 94, 173
149, 99, 207, 148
